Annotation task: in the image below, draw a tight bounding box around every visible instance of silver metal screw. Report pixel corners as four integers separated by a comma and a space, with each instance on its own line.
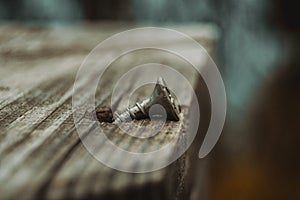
113, 77, 181, 124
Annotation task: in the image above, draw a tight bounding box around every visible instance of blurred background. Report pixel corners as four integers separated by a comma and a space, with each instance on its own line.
0, 0, 299, 199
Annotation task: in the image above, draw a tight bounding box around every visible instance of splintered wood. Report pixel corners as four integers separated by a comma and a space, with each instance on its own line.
0, 23, 217, 200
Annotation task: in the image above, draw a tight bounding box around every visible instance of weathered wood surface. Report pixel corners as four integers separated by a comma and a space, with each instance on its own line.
0, 23, 217, 200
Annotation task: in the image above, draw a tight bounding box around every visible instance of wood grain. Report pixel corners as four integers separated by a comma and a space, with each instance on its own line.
0, 23, 217, 200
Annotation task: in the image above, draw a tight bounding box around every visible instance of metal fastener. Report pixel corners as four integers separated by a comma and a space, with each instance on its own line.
113, 77, 181, 124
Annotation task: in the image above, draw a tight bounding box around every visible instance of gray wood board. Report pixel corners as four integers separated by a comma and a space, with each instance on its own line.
0, 23, 216, 200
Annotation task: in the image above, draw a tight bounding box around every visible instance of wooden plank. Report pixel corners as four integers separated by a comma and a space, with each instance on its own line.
0, 23, 217, 200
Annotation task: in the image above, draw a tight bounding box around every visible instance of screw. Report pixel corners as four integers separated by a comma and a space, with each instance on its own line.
96, 106, 114, 123
113, 77, 181, 124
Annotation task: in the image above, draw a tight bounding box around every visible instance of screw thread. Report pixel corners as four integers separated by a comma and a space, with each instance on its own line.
113, 98, 151, 124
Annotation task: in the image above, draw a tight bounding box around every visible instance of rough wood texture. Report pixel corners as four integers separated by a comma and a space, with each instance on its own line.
0, 23, 217, 200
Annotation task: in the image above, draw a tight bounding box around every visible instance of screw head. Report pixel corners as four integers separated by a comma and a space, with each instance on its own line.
112, 77, 181, 124
149, 77, 181, 121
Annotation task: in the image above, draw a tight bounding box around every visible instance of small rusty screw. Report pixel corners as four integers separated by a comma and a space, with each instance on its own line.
96, 106, 114, 123
113, 77, 181, 124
